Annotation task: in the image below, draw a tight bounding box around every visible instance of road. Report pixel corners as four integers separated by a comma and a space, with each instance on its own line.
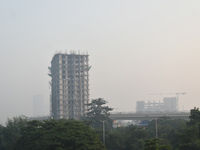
109, 112, 190, 120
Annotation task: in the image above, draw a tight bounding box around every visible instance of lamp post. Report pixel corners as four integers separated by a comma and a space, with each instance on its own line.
102, 121, 106, 145
155, 118, 158, 138
145, 115, 158, 138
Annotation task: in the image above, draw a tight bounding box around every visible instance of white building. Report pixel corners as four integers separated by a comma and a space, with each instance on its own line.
136, 97, 178, 113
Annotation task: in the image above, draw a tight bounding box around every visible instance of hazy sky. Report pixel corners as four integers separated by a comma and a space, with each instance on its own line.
1, 0, 200, 124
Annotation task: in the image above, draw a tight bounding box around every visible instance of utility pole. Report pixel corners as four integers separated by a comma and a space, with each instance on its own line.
146, 115, 158, 138
155, 118, 158, 138
102, 121, 105, 145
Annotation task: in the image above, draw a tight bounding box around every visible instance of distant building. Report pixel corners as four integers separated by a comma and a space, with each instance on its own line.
49, 52, 90, 120
163, 97, 178, 112
136, 97, 178, 113
33, 95, 44, 116
136, 101, 145, 113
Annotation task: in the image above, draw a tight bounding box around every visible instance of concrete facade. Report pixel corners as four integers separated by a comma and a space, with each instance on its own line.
136, 97, 178, 113
49, 52, 90, 119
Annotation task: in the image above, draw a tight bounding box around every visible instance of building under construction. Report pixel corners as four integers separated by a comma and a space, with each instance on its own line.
136, 97, 178, 113
49, 52, 90, 119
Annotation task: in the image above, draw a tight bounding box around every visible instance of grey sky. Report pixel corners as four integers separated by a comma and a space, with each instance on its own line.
0, 0, 200, 124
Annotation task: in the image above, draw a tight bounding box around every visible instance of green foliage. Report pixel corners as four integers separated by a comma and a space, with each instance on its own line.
106, 128, 126, 150
177, 140, 200, 150
188, 107, 200, 126
1, 116, 27, 150
106, 125, 146, 150
145, 116, 186, 149
146, 117, 186, 139
124, 125, 146, 150
174, 107, 200, 149
3, 107, 200, 150
15, 119, 105, 150
0, 125, 6, 150
86, 98, 113, 129
145, 138, 170, 150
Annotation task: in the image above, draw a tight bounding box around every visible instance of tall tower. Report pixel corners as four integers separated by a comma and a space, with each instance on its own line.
33, 95, 44, 116
49, 52, 90, 119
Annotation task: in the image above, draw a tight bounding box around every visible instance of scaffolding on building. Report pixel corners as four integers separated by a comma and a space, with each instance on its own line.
49, 52, 90, 120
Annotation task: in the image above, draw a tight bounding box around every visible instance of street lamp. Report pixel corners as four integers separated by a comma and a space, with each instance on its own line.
155, 118, 158, 138
145, 115, 158, 138
102, 121, 106, 145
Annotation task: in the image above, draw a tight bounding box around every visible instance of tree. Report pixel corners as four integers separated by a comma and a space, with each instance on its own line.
0, 125, 6, 150
175, 124, 200, 150
173, 107, 200, 149
188, 107, 200, 125
106, 128, 126, 150
124, 125, 146, 150
15, 119, 105, 150
106, 125, 146, 150
145, 138, 170, 150
85, 98, 113, 129
144, 117, 189, 149
1, 116, 27, 150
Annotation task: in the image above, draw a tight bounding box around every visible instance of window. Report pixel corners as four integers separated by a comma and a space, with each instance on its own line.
62, 75, 65, 79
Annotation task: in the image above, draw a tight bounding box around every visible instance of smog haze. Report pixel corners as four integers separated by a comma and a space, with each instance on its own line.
0, 0, 200, 124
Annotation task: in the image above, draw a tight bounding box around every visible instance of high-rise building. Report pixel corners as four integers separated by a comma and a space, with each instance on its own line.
163, 97, 178, 112
49, 52, 90, 119
33, 95, 44, 116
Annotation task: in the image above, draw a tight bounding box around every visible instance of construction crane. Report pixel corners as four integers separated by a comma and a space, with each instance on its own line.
148, 92, 186, 101
174, 92, 186, 102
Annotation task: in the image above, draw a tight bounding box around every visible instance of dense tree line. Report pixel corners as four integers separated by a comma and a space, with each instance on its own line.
0, 118, 105, 150
104, 107, 200, 150
0, 98, 200, 150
